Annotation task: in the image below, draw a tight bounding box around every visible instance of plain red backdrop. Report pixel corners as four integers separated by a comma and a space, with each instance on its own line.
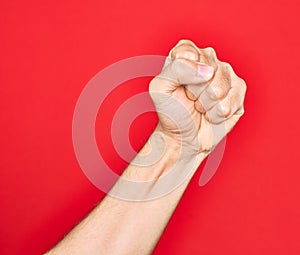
1, 0, 300, 254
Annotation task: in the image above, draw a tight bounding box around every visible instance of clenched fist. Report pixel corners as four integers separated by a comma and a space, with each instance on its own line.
149, 39, 246, 155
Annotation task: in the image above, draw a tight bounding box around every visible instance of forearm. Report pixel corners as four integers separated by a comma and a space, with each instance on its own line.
46, 128, 207, 255
46, 39, 246, 255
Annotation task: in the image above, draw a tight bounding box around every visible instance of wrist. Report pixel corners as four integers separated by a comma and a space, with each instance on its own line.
123, 125, 207, 183
109, 127, 207, 201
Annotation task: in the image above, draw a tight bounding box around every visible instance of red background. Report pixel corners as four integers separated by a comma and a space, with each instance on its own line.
1, 0, 300, 254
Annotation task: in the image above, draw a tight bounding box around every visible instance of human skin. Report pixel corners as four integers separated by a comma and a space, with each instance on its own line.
45, 40, 246, 255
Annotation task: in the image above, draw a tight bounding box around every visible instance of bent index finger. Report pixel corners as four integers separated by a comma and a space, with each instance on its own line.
170, 40, 200, 61
162, 39, 200, 69
150, 58, 214, 95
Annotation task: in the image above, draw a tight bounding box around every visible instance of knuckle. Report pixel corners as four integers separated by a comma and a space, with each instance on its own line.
221, 72, 232, 87
197, 47, 217, 65
173, 40, 197, 53
235, 106, 245, 118
239, 78, 247, 93
217, 77, 232, 95
204, 47, 217, 57
217, 101, 231, 118
220, 62, 237, 81
221, 61, 233, 73
219, 62, 235, 84
207, 86, 226, 100
240, 107, 245, 116
171, 43, 199, 61
178, 39, 195, 46
233, 76, 247, 97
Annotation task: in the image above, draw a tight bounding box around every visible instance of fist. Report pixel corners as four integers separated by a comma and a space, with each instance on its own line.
149, 40, 246, 154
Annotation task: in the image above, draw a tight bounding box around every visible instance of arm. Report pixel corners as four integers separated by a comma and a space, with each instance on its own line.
46, 130, 208, 255
46, 39, 246, 255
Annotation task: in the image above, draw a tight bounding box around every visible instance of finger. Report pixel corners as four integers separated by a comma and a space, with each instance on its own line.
157, 40, 217, 101
162, 39, 200, 69
196, 62, 232, 112
198, 47, 218, 68
204, 80, 246, 124
171, 40, 200, 61
170, 40, 218, 66
168, 40, 218, 67
169, 41, 206, 100
184, 47, 220, 102
194, 99, 206, 113
169, 39, 200, 57
184, 64, 211, 101
150, 58, 214, 95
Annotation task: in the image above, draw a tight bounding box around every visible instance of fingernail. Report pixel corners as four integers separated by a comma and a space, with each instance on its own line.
197, 64, 214, 80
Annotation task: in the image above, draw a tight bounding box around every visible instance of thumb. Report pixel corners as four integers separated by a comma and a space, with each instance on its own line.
157, 57, 214, 90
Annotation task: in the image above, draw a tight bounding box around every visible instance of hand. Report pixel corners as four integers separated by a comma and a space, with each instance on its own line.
149, 39, 246, 155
